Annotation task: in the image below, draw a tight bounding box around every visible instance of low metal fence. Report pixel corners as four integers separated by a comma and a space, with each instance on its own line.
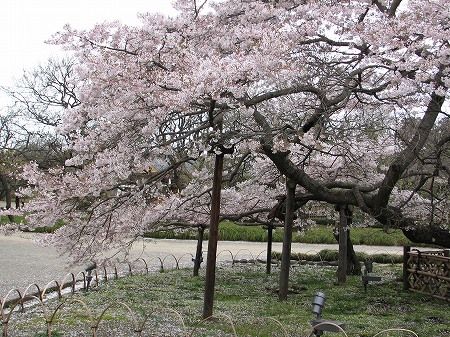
1, 253, 196, 314
1, 296, 419, 337
0, 248, 427, 336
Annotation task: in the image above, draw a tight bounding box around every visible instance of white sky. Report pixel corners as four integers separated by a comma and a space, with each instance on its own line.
0, 0, 176, 107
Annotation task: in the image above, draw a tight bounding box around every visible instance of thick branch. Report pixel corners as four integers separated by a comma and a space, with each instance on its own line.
373, 206, 450, 248
374, 93, 445, 210
245, 85, 328, 107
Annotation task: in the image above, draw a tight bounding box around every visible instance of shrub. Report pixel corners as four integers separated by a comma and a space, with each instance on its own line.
272, 249, 402, 264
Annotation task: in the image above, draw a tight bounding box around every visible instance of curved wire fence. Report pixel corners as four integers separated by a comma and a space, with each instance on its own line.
0, 249, 423, 337
1, 296, 421, 337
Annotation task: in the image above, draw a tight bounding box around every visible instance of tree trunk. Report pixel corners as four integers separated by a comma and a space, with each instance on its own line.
345, 230, 361, 275
193, 225, 205, 277
0, 174, 14, 223
334, 205, 361, 277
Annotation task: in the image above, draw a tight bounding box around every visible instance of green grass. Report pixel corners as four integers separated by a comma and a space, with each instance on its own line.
30, 219, 65, 233
0, 217, 66, 233
145, 221, 418, 247
0, 215, 25, 224
6, 263, 449, 336
0, 216, 429, 247
275, 249, 404, 264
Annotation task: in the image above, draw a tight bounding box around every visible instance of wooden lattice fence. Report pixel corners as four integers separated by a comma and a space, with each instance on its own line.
404, 248, 450, 301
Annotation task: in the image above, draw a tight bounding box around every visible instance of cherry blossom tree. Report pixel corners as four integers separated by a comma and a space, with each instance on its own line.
17, 0, 449, 265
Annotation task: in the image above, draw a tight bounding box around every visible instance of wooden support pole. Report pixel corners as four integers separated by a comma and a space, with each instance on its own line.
266, 224, 274, 274
202, 153, 224, 319
278, 179, 296, 301
337, 205, 348, 284
403, 246, 411, 291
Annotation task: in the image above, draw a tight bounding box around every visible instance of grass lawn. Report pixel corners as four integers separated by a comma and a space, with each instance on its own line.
146, 221, 421, 247
5, 262, 449, 336
1, 217, 431, 248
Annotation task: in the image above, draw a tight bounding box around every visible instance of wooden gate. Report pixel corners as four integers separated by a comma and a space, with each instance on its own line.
404, 248, 449, 301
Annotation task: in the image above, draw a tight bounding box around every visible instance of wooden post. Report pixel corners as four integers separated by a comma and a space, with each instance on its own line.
266, 224, 274, 274
15, 196, 21, 209
0, 176, 14, 222
202, 153, 224, 318
337, 205, 348, 284
403, 246, 411, 291
278, 179, 296, 301
193, 225, 205, 277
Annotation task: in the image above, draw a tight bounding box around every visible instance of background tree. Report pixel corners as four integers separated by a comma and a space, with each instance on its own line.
0, 58, 79, 223
0, 112, 25, 222
3, 57, 80, 127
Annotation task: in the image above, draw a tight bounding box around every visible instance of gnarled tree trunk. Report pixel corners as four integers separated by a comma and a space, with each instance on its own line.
334, 205, 361, 277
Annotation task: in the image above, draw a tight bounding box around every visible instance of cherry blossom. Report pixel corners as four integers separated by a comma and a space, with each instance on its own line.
15, 0, 450, 261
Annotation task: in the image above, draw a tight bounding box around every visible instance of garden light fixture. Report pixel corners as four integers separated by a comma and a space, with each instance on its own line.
310, 292, 345, 336
84, 262, 96, 291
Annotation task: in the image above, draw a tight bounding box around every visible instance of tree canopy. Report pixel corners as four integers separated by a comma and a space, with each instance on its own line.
10, 0, 450, 261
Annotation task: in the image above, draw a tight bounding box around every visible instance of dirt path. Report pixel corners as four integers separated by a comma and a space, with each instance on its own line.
0, 232, 405, 298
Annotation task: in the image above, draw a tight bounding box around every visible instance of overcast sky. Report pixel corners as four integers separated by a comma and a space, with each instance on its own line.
0, 0, 176, 106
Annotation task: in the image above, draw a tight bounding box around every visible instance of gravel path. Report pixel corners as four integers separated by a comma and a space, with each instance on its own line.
0, 232, 405, 299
